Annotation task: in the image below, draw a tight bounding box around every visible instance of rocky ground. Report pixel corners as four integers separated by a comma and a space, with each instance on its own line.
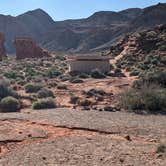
0, 109, 165, 166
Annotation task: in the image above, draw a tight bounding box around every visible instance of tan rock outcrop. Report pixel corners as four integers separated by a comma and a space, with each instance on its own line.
0, 32, 7, 60
13, 38, 50, 59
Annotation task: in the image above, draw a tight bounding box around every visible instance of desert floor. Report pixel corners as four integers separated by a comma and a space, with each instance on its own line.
0, 109, 165, 166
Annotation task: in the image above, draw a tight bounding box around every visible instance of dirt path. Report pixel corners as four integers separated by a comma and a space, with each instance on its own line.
110, 44, 137, 81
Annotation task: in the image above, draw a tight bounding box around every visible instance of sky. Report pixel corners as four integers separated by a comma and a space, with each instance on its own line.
0, 0, 166, 21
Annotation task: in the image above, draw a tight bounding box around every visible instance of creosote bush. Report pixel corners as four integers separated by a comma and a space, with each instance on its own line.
37, 88, 54, 98
119, 86, 166, 113
32, 98, 56, 110
0, 96, 20, 112
25, 83, 43, 93
91, 69, 106, 79
0, 79, 18, 100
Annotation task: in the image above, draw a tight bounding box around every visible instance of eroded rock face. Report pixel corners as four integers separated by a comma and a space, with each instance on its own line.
0, 32, 6, 60
13, 38, 50, 59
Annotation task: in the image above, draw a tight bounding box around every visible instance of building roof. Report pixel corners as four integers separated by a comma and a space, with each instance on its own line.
67, 55, 110, 61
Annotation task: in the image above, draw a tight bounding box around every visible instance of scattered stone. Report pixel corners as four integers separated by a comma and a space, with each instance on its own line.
125, 135, 132, 141
119, 158, 124, 163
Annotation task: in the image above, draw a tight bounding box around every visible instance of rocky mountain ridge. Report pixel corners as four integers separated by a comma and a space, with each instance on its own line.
0, 3, 165, 53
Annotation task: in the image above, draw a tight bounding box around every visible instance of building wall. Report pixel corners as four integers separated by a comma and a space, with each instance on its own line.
69, 60, 110, 73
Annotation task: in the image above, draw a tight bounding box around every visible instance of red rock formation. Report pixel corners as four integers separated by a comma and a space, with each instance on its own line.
13, 38, 50, 59
0, 32, 7, 60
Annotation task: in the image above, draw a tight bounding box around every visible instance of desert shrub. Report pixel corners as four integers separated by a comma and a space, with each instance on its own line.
119, 89, 144, 110
91, 69, 106, 79
159, 45, 166, 51
78, 99, 92, 107
119, 87, 166, 113
0, 79, 18, 100
130, 69, 140, 76
70, 95, 79, 104
83, 89, 106, 97
160, 56, 166, 65
37, 88, 54, 98
57, 84, 67, 90
0, 96, 20, 112
56, 55, 66, 61
25, 84, 43, 93
70, 78, 84, 84
114, 67, 121, 73
135, 71, 166, 88
146, 31, 157, 38
47, 82, 58, 88
32, 98, 56, 110
47, 68, 62, 78
59, 74, 71, 81
24, 67, 38, 77
78, 73, 90, 79
156, 143, 166, 153
3, 71, 19, 79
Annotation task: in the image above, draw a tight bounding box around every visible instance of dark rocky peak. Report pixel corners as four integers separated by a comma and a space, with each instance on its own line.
119, 8, 143, 19
86, 11, 130, 25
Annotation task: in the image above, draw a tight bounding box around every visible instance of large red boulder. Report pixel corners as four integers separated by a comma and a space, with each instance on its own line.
0, 32, 7, 60
13, 38, 50, 59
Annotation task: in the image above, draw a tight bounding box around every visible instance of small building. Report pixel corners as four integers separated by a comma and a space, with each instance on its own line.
67, 55, 111, 73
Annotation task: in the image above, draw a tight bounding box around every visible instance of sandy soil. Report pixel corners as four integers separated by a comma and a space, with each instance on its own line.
0, 109, 165, 166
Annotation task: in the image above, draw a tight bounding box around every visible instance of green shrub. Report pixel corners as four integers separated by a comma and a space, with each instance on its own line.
37, 88, 54, 98
78, 73, 90, 79
143, 90, 164, 111
0, 96, 20, 112
25, 84, 43, 93
114, 68, 121, 73
83, 89, 106, 97
32, 98, 56, 110
119, 89, 144, 110
4, 71, 19, 79
78, 99, 92, 107
130, 69, 140, 76
136, 71, 166, 88
57, 84, 67, 90
47, 68, 62, 78
24, 67, 38, 77
91, 69, 106, 79
119, 87, 166, 113
70, 78, 84, 84
70, 96, 79, 104
0, 79, 18, 100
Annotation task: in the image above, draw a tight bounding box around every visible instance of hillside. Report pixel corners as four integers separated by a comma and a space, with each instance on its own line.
0, 3, 165, 53
109, 24, 166, 76
40, 3, 166, 52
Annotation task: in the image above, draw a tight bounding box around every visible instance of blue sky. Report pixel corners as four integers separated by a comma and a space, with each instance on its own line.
0, 0, 166, 21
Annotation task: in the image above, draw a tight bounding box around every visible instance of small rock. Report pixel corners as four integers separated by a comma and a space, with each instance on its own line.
125, 135, 132, 141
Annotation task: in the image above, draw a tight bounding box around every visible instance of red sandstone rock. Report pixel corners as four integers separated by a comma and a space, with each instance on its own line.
0, 32, 7, 60
13, 38, 50, 59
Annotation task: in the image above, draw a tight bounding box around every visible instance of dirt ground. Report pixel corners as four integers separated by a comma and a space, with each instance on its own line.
0, 109, 165, 166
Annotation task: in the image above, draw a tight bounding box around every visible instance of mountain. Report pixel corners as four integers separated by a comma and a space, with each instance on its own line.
130, 3, 166, 30
0, 3, 165, 53
40, 3, 166, 53
0, 9, 54, 53
119, 8, 143, 19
